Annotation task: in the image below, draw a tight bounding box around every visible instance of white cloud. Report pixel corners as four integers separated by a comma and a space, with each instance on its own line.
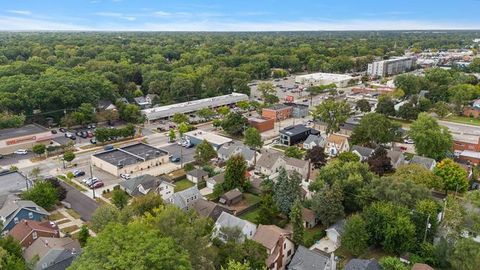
0, 16, 91, 31
7, 10, 32, 15
93, 12, 136, 21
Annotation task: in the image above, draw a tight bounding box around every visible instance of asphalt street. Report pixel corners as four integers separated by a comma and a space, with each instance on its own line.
60, 181, 99, 221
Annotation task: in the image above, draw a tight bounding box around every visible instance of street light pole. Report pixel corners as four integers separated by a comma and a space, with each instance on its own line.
89, 162, 95, 199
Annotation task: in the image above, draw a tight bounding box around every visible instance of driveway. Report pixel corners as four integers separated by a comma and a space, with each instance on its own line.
60, 181, 99, 222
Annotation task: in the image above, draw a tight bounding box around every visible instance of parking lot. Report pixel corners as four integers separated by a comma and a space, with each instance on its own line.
0, 152, 35, 167
71, 162, 121, 190
160, 143, 196, 164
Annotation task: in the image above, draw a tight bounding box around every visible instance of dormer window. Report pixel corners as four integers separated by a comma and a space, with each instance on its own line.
14, 217, 19, 224
33, 231, 38, 239
28, 212, 33, 219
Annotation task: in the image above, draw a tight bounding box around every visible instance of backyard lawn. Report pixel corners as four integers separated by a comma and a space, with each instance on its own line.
239, 207, 261, 224
443, 115, 480, 126
174, 178, 195, 192
304, 226, 325, 247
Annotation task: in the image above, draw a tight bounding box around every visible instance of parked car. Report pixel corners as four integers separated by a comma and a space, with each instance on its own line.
90, 138, 97, 144
120, 173, 131, 180
404, 138, 414, 144
59, 128, 66, 133
0, 154, 3, 159
91, 181, 104, 189
186, 143, 194, 149
14, 149, 28, 155
80, 132, 88, 139
69, 135, 76, 141
65, 132, 73, 138
88, 178, 100, 187
87, 124, 96, 129
84, 177, 98, 186
72, 170, 85, 177
76, 131, 82, 136
104, 145, 114, 151
86, 131, 94, 138
51, 130, 57, 134
170, 156, 181, 162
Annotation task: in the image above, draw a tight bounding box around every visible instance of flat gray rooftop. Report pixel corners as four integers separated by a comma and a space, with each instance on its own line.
0, 124, 49, 141
0, 171, 30, 195
93, 143, 168, 167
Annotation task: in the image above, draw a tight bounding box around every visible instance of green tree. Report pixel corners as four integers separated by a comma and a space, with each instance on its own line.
0, 112, 25, 129
376, 95, 396, 116
178, 122, 190, 136
197, 108, 215, 120
0, 236, 26, 270
290, 199, 304, 245
173, 113, 189, 124
257, 82, 276, 104
369, 177, 430, 208
394, 164, 442, 190
111, 189, 129, 209
90, 204, 121, 233
434, 158, 469, 194
69, 223, 192, 270
350, 113, 400, 146
434, 101, 451, 118
78, 225, 90, 247
337, 151, 360, 163
221, 113, 248, 136
383, 215, 416, 254
284, 146, 304, 159
195, 140, 217, 165
397, 102, 420, 121
356, 99, 371, 112
450, 238, 480, 270
394, 74, 422, 96
305, 146, 327, 169
273, 168, 302, 216
63, 151, 76, 163
409, 113, 453, 160
217, 106, 231, 116
244, 127, 263, 166
224, 155, 247, 191
21, 180, 58, 210
379, 257, 408, 270
221, 260, 250, 270
311, 99, 350, 134
128, 192, 164, 217
168, 129, 176, 142
236, 101, 250, 111
311, 183, 344, 226
256, 194, 279, 225
342, 214, 369, 256
32, 144, 46, 156
367, 147, 393, 176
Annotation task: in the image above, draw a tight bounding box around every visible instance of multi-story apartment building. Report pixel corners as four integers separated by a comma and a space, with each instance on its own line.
367, 57, 416, 77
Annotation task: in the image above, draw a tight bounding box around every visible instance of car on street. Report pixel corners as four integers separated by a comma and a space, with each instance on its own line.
170, 156, 181, 162
120, 173, 131, 180
14, 149, 28, 155
72, 170, 85, 177
65, 132, 74, 138
90, 181, 104, 189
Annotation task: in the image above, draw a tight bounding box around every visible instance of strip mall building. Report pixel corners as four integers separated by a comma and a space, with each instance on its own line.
0, 124, 53, 155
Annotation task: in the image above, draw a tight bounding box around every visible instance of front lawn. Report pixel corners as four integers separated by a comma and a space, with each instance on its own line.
174, 178, 195, 192
304, 226, 326, 248
48, 212, 66, 221
66, 209, 81, 219
61, 225, 79, 234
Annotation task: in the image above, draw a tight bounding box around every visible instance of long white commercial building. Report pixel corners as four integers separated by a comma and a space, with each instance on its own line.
295, 72, 358, 88
367, 57, 416, 77
141, 93, 249, 121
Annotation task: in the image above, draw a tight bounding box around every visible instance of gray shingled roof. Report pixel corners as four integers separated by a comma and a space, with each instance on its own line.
168, 186, 201, 210
304, 135, 326, 147
215, 212, 255, 232
387, 150, 403, 164
351, 145, 374, 158
0, 200, 49, 230
410, 155, 436, 170
118, 174, 158, 197
288, 245, 331, 270
187, 168, 208, 179
218, 142, 256, 162
344, 259, 381, 270
327, 219, 346, 235
256, 150, 282, 170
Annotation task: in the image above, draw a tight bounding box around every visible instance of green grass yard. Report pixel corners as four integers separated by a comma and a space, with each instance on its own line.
174, 178, 195, 192
442, 115, 480, 126
239, 207, 261, 224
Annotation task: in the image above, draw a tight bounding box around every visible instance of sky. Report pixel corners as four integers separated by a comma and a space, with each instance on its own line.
1, 0, 480, 31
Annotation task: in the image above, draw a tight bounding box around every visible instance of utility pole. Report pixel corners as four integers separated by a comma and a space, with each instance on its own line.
89, 162, 95, 199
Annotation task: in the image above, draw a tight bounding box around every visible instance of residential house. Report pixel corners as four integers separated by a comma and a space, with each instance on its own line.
119, 174, 159, 197
287, 245, 334, 270
213, 212, 257, 242
325, 134, 350, 156
219, 188, 243, 206
387, 149, 405, 169
207, 173, 225, 190
302, 208, 318, 229
351, 145, 374, 161
0, 200, 49, 233
410, 155, 436, 171
134, 95, 157, 109
253, 225, 295, 270
344, 259, 381, 270
186, 168, 209, 184
97, 99, 117, 111
218, 142, 257, 167
303, 134, 326, 150
157, 180, 175, 200
23, 237, 81, 270
256, 150, 283, 176
167, 186, 201, 211
191, 199, 230, 221
256, 151, 310, 182
9, 220, 59, 248
325, 220, 346, 249
280, 125, 320, 146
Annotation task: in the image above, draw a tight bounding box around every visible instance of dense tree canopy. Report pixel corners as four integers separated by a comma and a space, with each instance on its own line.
409, 113, 453, 160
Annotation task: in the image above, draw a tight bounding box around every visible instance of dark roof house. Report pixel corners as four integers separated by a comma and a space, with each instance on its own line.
191, 199, 230, 221
23, 237, 81, 270
219, 188, 243, 206
351, 145, 374, 161
344, 259, 381, 270
410, 155, 436, 171
119, 174, 159, 197
288, 245, 332, 270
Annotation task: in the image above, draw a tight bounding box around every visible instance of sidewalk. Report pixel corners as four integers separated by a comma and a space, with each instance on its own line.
53, 208, 96, 237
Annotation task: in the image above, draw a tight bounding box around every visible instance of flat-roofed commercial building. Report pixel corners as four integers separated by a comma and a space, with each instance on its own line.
184, 130, 232, 150
295, 72, 358, 88
248, 117, 275, 132
0, 124, 53, 155
367, 57, 416, 77
141, 93, 249, 122
262, 104, 293, 121
91, 143, 169, 176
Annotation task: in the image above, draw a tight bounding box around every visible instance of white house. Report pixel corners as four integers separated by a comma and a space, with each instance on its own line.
186, 168, 209, 184
157, 181, 175, 200
325, 219, 346, 248
303, 134, 326, 150
213, 212, 257, 243
325, 134, 350, 157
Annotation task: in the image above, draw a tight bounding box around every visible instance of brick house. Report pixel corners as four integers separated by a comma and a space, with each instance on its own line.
9, 220, 59, 248
452, 133, 480, 152
248, 117, 275, 132
262, 104, 293, 121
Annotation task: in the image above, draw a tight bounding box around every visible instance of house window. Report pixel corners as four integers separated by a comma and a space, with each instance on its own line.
287, 249, 292, 257
14, 217, 19, 224
284, 243, 286, 249
32, 231, 38, 239
28, 212, 33, 219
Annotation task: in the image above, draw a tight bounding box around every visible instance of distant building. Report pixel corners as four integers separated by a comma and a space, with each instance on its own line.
351, 145, 374, 161
452, 133, 480, 152
284, 103, 310, 118
0, 124, 53, 155
248, 117, 275, 132
218, 142, 256, 167
367, 57, 416, 77
0, 171, 32, 202
184, 130, 232, 150
409, 155, 436, 171
344, 259, 381, 270
303, 134, 326, 150
459, 150, 480, 165
262, 104, 293, 121
295, 72, 358, 88
280, 125, 319, 146
325, 134, 350, 156
142, 93, 248, 121
118, 174, 159, 197
192, 199, 230, 221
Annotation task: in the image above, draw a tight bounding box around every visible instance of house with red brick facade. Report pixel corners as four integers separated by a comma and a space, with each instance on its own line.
9, 220, 59, 248
262, 104, 293, 121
